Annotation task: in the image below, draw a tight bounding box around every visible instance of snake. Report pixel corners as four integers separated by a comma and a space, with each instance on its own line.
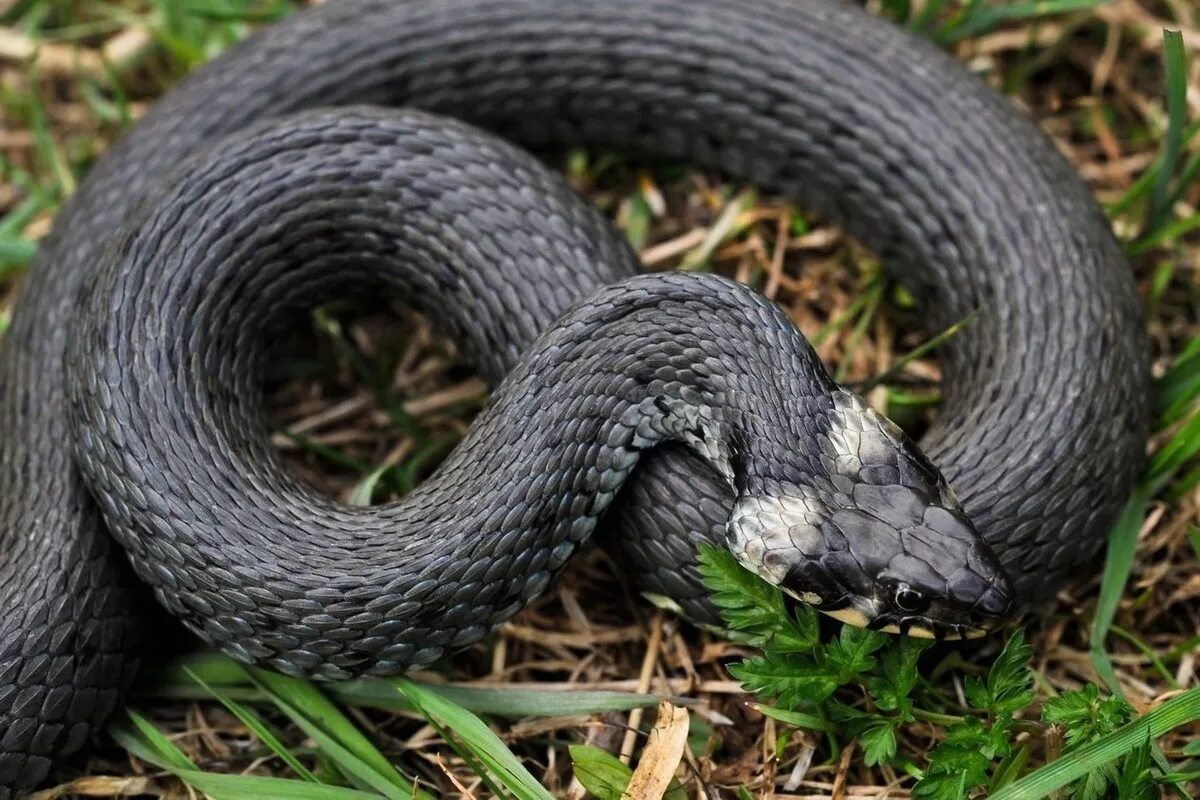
0, 0, 1149, 794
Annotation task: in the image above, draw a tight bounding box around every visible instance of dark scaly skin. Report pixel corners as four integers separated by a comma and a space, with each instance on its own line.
69, 109, 1011, 678
0, 0, 1148, 794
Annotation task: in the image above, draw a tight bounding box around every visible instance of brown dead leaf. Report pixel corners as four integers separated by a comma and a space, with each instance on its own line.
624, 700, 689, 800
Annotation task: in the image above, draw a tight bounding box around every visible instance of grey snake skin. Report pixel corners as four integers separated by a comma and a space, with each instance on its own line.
0, 0, 1149, 794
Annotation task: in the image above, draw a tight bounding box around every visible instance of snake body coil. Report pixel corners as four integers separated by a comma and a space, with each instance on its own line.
0, 0, 1148, 794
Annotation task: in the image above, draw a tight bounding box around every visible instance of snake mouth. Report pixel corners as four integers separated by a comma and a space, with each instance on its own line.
862, 612, 989, 640
829, 604, 990, 640
781, 589, 992, 641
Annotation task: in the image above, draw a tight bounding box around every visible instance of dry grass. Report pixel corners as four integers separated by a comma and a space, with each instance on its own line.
1, 1, 1198, 798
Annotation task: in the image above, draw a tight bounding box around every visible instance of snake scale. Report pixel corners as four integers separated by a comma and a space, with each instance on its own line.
0, 0, 1149, 794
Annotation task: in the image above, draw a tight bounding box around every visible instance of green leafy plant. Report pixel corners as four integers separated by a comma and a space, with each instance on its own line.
698, 543, 1200, 800
1042, 685, 1138, 799
913, 632, 1033, 799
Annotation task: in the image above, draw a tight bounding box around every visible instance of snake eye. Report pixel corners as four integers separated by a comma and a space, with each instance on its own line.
893, 585, 930, 614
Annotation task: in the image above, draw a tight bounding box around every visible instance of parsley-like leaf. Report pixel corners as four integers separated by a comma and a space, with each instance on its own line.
913, 711, 1014, 800
860, 721, 899, 766
1075, 765, 1117, 800
913, 733, 992, 800
1042, 684, 1133, 748
945, 716, 1011, 760
1041, 686, 1137, 800
826, 625, 887, 682
867, 637, 931, 718
728, 653, 839, 708
696, 544, 818, 651
964, 630, 1033, 716
1114, 735, 1156, 800
826, 701, 881, 734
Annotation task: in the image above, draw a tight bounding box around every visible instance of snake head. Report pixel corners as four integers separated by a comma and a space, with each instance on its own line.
726, 391, 1013, 639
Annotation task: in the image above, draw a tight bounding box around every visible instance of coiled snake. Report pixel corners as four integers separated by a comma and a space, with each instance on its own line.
0, 0, 1149, 794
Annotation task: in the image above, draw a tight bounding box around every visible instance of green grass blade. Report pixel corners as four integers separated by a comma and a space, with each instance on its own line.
183, 666, 319, 781
178, 0, 294, 24
679, 188, 757, 271
394, 432, 460, 493
160, 652, 251, 685
248, 668, 399, 779
1171, 149, 1200, 210
111, 711, 383, 800
0, 188, 50, 236
163, 771, 385, 800
835, 282, 882, 382
990, 688, 1200, 800
379, 681, 662, 714
1090, 491, 1147, 693
755, 704, 836, 733
347, 462, 390, 506
910, 0, 950, 32
856, 310, 977, 394
114, 709, 196, 771
811, 285, 878, 346
1107, 118, 1200, 220
396, 678, 555, 800
1167, 459, 1200, 501
279, 718, 416, 799
1147, 30, 1188, 235
1156, 340, 1200, 424
1128, 212, 1200, 255
151, 654, 661, 716
1148, 406, 1200, 492
0, 238, 37, 272
418, 713, 513, 800
246, 668, 427, 799
24, 66, 75, 197
935, 0, 1108, 43
1107, 627, 1179, 689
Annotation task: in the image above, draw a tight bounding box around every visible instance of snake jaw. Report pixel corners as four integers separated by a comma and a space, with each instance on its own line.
779, 585, 991, 640
780, 586, 993, 640
819, 603, 876, 629
869, 622, 984, 640
864, 608, 994, 640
